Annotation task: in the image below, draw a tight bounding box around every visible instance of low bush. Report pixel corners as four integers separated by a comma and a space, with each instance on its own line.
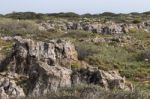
0, 18, 40, 36
23, 84, 150, 99
136, 49, 150, 62
128, 28, 138, 33
132, 19, 141, 24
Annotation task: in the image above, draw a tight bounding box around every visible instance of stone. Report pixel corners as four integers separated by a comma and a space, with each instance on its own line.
27, 62, 72, 96
0, 76, 25, 98
72, 67, 132, 90
91, 37, 106, 43
0, 38, 77, 97
36, 20, 150, 34
0, 37, 132, 98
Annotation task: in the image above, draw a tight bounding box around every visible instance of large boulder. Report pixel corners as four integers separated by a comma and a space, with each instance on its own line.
66, 22, 82, 30
26, 62, 72, 96
0, 38, 77, 97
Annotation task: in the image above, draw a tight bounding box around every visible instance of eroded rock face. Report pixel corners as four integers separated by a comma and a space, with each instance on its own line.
13, 38, 78, 68
0, 38, 77, 97
26, 62, 72, 96
0, 74, 25, 99
37, 20, 150, 34
72, 67, 132, 91
0, 38, 132, 98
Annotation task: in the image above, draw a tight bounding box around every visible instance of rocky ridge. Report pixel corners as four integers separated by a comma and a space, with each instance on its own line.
38, 20, 150, 34
0, 37, 132, 98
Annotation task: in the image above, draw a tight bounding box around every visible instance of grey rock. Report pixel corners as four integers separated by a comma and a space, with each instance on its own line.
36, 20, 150, 34
0, 77, 25, 98
0, 38, 133, 98
0, 38, 77, 97
72, 67, 132, 90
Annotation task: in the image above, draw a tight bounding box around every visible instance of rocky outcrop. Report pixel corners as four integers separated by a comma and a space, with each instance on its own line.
72, 67, 132, 91
0, 38, 77, 98
37, 20, 67, 32
0, 38, 132, 98
0, 74, 25, 99
37, 20, 150, 34
26, 62, 72, 96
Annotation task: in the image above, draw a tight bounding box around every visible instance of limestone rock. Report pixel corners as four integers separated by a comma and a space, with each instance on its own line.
0, 38, 132, 98
36, 19, 150, 35
0, 38, 77, 97
72, 67, 132, 91
27, 62, 72, 96
0, 76, 25, 99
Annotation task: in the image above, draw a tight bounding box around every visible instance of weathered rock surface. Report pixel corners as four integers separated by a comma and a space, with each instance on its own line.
26, 62, 72, 96
0, 74, 25, 99
72, 67, 132, 91
0, 38, 77, 98
0, 38, 132, 98
37, 20, 150, 34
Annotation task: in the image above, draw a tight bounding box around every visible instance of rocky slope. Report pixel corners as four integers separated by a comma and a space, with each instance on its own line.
38, 20, 150, 34
0, 37, 132, 98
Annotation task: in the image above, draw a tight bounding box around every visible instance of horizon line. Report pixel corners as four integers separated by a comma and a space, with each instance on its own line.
0, 11, 150, 15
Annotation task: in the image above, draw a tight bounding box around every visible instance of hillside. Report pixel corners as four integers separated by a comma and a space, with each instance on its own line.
0, 12, 149, 99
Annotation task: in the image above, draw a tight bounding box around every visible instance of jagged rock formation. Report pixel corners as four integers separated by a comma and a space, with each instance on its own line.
0, 74, 25, 99
37, 20, 150, 34
72, 68, 132, 91
0, 38, 77, 98
0, 38, 132, 98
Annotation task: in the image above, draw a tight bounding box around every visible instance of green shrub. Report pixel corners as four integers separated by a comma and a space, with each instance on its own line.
128, 28, 138, 33
6, 12, 43, 19
71, 62, 80, 69
132, 19, 141, 24
136, 49, 150, 62
0, 18, 40, 36
0, 39, 13, 55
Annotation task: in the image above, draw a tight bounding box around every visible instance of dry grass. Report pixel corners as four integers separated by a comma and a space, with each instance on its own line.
23, 85, 150, 99
0, 18, 40, 36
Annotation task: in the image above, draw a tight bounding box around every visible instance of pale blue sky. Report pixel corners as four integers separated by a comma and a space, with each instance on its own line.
0, 0, 150, 14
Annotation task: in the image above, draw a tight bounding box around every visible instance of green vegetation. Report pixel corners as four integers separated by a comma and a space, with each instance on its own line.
0, 11, 149, 22
57, 30, 150, 92
0, 18, 40, 37
0, 12, 150, 98
23, 85, 150, 99
0, 38, 13, 55
5, 12, 43, 19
